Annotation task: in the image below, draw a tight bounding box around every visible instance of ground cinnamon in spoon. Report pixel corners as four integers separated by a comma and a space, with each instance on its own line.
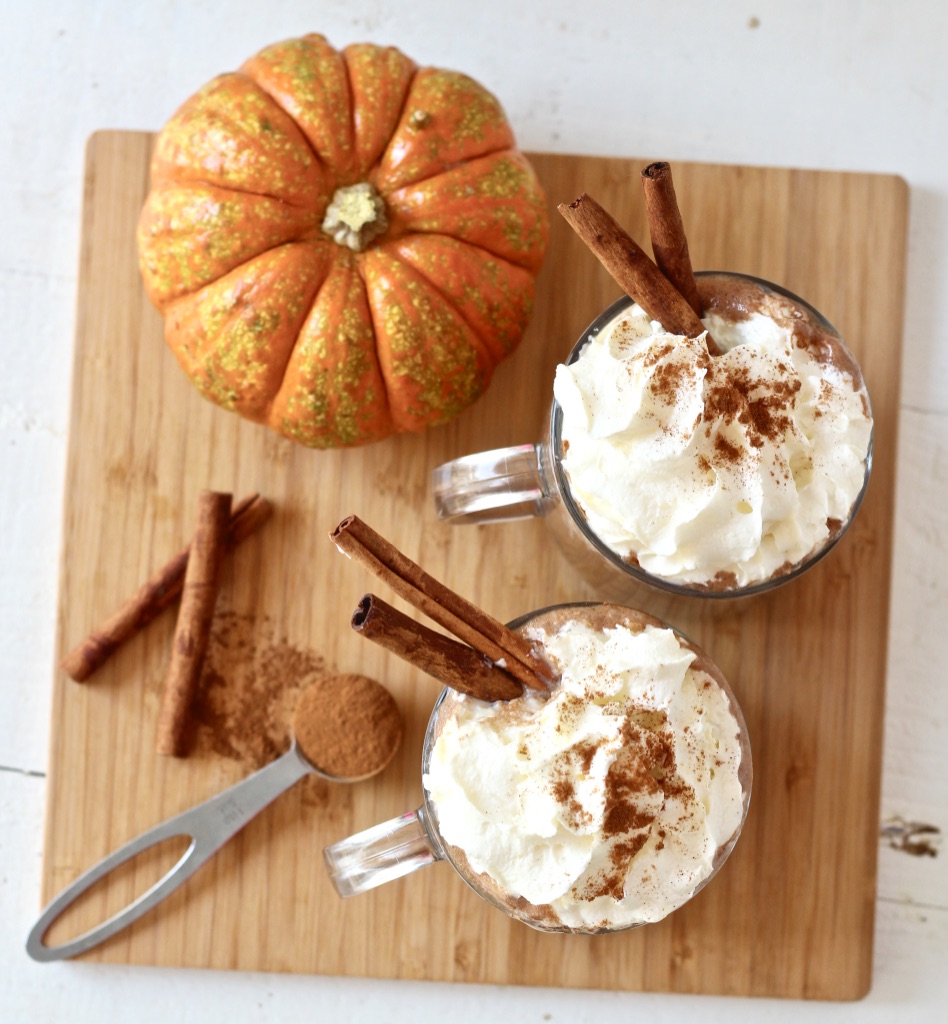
292, 674, 403, 779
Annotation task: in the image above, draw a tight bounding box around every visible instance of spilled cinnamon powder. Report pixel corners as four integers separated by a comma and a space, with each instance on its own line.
190, 610, 328, 769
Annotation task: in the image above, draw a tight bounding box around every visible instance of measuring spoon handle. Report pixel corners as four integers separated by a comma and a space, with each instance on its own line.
26, 743, 313, 962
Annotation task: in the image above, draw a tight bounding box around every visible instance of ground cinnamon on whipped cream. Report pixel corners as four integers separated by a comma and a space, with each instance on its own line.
553, 274, 872, 590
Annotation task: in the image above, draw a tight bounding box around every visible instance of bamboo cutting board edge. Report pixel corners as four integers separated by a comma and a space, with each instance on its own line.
40, 131, 908, 1000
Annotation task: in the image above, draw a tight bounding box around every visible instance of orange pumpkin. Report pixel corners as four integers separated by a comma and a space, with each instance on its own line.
136, 34, 549, 447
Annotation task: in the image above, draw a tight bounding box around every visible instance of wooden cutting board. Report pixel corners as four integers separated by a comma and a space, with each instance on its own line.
41, 130, 908, 1000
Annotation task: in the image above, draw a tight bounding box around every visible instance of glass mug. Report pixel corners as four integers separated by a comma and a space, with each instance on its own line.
323, 602, 753, 935
431, 272, 874, 599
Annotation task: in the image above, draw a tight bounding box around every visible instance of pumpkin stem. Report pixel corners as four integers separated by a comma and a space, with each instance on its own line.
321, 182, 388, 252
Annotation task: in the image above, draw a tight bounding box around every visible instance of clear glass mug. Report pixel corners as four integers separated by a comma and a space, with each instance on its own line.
431, 272, 874, 599
323, 602, 753, 935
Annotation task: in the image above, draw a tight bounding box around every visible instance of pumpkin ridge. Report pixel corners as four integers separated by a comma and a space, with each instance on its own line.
138, 182, 324, 308
165, 180, 326, 215
260, 241, 337, 410
372, 139, 512, 198
374, 147, 514, 198
333, 50, 357, 181
379, 234, 525, 363
367, 68, 419, 172
381, 150, 549, 273
349, 252, 395, 424
356, 253, 413, 426
145, 77, 330, 243
360, 249, 497, 432
269, 253, 396, 446
260, 244, 336, 421
166, 240, 332, 419
372, 65, 517, 195
234, 72, 329, 176
241, 37, 356, 183
210, 225, 334, 276
342, 46, 419, 183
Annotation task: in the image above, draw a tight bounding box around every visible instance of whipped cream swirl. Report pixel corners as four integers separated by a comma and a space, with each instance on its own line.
423, 617, 747, 931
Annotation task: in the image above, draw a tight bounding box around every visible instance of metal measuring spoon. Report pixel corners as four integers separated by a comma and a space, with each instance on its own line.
26, 674, 402, 962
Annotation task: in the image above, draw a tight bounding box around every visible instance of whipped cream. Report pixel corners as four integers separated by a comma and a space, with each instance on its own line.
553, 281, 872, 589
422, 616, 747, 931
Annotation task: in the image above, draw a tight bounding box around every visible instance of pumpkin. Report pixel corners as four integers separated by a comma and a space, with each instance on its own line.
136, 33, 550, 447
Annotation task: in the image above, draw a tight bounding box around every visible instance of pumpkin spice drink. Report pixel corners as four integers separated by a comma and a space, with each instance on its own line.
325, 602, 752, 933
554, 188, 873, 593
323, 525, 749, 929
432, 177, 873, 597
423, 604, 752, 932
553, 269, 873, 592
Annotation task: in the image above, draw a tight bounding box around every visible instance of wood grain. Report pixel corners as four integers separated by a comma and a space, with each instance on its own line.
41, 131, 908, 999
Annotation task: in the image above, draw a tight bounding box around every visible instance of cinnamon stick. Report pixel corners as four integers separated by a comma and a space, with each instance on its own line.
155, 491, 232, 757
641, 161, 705, 319
352, 595, 524, 702
558, 192, 717, 351
61, 494, 272, 682
331, 515, 554, 691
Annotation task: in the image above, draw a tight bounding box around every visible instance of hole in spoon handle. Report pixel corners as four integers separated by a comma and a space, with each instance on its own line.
26, 745, 312, 961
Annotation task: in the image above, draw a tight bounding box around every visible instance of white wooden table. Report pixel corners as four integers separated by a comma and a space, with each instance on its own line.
2, 1, 945, 1019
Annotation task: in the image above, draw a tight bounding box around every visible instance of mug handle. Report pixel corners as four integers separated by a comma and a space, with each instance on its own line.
431, 444, 552, 524
323, 806, 444, 898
